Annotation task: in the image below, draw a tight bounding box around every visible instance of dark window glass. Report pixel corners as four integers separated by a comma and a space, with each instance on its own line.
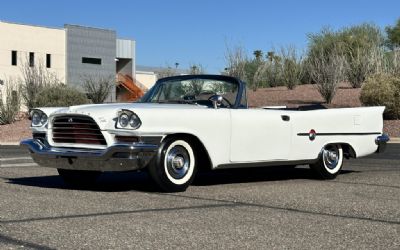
46, 54, 51, 68
82, 57, 102, 65
29, 52, 34, 67
11, 51, 17, 66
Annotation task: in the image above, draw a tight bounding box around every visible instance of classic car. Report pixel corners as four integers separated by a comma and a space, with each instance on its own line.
21, 75, 389, 192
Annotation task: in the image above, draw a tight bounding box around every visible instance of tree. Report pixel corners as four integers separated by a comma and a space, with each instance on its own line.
308, 48, 346, 103
20, 58, 62, 109
306, 24, 384, 88
253, 50, 263, 61
386, 18, 400, 49
267, 51, 275, 62
157, 66, 178, 79
0, 77, 21, 125
224, 45, 247, 80
82, 74, 115, 104
279, 46, 303, 90
189, 63, 205, 75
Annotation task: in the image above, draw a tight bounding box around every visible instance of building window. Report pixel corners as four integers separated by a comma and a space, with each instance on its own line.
82, 57, 102, 65
11, 51, 17, 66
46, 54, 51, 68
29, 52, 34, 67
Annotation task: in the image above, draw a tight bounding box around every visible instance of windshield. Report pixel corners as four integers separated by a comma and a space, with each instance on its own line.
144, 78, 239, 108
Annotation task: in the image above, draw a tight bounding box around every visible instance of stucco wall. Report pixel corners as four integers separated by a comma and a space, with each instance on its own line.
0, 21, 66, 83
136, 71, 157, 90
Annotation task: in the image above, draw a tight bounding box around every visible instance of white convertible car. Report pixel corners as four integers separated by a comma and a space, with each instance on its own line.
21, 75, 389, 192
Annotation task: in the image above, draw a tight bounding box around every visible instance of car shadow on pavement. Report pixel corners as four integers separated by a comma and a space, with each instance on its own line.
6, 171, 159, 192
6, 166, 357, 192
193, 166, 356, 186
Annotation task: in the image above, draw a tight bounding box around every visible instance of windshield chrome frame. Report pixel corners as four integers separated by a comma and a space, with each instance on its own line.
138, 74, 246, 109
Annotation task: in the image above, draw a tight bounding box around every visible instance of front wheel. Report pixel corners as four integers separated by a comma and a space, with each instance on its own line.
148, 138, 197, 192
310, 144, 343, 179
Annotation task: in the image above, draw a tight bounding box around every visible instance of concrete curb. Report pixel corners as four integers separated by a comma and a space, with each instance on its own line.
0, 142, 20, 146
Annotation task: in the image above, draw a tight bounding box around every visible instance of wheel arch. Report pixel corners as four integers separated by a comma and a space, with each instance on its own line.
162, 133, 213, 170
321, 142, 356, 159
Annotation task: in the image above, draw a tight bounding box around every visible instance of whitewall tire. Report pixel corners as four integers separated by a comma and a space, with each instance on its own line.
148, 137, 197, 192
310, 144, 343, 179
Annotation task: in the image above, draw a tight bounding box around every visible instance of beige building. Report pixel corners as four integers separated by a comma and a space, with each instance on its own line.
0, 20, 139, 105
135, 70, 157, 89
0, 21, 66, 86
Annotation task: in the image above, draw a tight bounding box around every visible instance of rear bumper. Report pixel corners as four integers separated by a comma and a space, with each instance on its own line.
20, 139, 159, 171
375, 134, 390, 153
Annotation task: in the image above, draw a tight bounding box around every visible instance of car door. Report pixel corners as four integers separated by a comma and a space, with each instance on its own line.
229, 109, 292, 162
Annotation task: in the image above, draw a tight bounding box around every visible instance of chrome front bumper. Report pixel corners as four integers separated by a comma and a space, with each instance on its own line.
20, 139, 159, 171
375, 134, 390, 153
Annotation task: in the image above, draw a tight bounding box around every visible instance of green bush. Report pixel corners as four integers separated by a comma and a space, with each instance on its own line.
0, 79, 21, 125
307, 24, 385, 88
280, 46, 302, 90
360, 73, 400, 119
35, 84, 90, 107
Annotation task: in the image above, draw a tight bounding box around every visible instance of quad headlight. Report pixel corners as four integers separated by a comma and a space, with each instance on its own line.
117, 110, 141, 129
31, 110, 48, 127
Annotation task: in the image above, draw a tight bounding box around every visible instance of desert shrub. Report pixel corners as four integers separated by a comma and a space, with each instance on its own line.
360, 73, 400, 119
224, 45, 247, 80
20, 60, 62, 109
83, 75, 115, 104
307, 24, 385, 88
308, 48, 346, 104
385, 18, 400, 49
35, 84, 89, 107
385, 50, 400, 77
279, 46, 302, 90
0, 78, 21, 125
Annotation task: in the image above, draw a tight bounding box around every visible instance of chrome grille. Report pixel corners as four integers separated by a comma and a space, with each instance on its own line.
52, 115, 106, 146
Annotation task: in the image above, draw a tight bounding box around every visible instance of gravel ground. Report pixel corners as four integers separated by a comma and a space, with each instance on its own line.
1, 84, 399, 142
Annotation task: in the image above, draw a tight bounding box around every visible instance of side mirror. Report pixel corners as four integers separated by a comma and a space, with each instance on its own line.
209, 95, 223, 109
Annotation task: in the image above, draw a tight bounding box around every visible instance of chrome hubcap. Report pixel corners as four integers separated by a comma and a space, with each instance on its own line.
172, 156, 185, 169
323, 146, 339, 169
166, 145, 190, 179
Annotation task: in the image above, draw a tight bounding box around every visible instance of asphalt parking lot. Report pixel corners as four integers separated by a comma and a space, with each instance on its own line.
0, 144, 399, 249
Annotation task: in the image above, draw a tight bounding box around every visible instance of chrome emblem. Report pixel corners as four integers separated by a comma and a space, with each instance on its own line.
68, 118, 73, 123
309, 129, 316, 141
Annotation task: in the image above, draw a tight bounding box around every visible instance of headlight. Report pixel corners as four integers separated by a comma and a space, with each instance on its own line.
129, 114, 141, 129
119, 113, 130, 128
31, 110, 48, 127
117, 110, 141, 129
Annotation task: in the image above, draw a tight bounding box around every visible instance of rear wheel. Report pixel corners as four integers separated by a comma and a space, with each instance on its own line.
310, 144, 343, 179
57, 169, 101, 187
148, 138, 197, 192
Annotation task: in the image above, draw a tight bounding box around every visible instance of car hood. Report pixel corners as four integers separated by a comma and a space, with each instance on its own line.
48, 102, 209, 130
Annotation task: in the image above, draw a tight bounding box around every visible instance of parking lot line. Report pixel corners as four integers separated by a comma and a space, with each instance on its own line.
0, 157, 33, 162
0, 163, 38, 168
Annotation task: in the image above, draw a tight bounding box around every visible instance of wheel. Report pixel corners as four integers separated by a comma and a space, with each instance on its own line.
57, 169, 101, 187
310, 144, 343, 179
148, 137, 197, 192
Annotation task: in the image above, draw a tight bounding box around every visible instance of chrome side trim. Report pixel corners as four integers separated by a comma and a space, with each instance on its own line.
297, 132, 381, 136
20, 138, 159, 171
216, 159, 318, 169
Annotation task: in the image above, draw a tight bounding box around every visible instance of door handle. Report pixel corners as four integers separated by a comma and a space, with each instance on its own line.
281, 115, 290, 121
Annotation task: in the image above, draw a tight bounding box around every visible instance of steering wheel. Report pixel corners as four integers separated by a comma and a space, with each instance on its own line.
207, 95, 232, 108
